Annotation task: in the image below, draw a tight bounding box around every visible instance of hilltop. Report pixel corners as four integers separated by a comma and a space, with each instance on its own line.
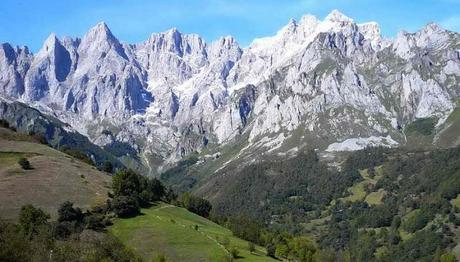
0, 127, 111, 220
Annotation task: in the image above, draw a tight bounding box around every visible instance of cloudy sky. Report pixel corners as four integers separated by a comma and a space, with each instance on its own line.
1, 0, 459, 52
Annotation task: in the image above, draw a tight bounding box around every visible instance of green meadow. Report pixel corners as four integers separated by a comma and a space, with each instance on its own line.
110, 203, 276, 262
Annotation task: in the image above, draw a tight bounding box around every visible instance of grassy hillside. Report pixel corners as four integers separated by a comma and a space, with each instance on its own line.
110, 203, 275, 262
0, 127, 111, 220
436, 100, 460, 148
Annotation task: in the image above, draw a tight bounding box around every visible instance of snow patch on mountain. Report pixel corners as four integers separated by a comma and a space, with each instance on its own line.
326, 136, 399, 152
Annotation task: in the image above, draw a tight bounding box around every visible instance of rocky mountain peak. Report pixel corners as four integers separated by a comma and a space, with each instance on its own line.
285, 18, 298, 32
78, 21, 124, 56
216, 35, 238, 46
208, 36, 242, 61
325, 9, 353, 23
37, 33, 67, 59
89, 21, 113, 38
422, 22, 444, 34
394, 22, 451, 59
358, 22, 382, 49
0, 12, 459, 173
43, 33, 58, 48
298, 14, 320, 29
165, 27, 180, 37
417, 23, 449, 47
0, 43, 16, 64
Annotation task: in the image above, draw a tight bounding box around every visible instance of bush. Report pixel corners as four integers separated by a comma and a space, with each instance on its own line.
402, 209, 430, 233
0, 220, 30, 261
58, 201, 84, 223
53, 221, 73, 239
148, 178, 166, 201
266, 243, 276, 257
19, 204, 50, 236
18, 158, 32, 170
181, 192, 212, 218
391, 216, 402, 229
388, 230, 401, 245
154, 254, 167, 262
440, 253, 456, 262
111, 195, 140, 218
112, 169, 142, 197
248, 242, 256, 253
139, 190, 153, 207
383, 230, 444, 261
1, 206, 139, 262
84, 213, 106, 231
229, 247, 239, 259
111, 169, 168, 214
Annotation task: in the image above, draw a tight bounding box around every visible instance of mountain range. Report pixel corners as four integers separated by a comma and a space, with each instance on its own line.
1, 10, 459, 177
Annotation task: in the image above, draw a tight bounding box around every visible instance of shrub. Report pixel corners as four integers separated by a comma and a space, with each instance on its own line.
275, 244, 289, 258
440, 253, 456, 262
391, 216, 401, 229
112, 169, 167, 208
58, 201, 84, 223
248, 242, 255, 253
84, 213, 106, 231
19, 204, 50, 236
266, 243, 276, 257
18, 158, 32, 170
402, 209, 430, 233
229, 247, 239, 259
181, 192, 212, 218
148, 178, 166, 201
388, 230, 401, 245
139, 190, 153, 207
111, 195, 140, 218
0, 220, 30, 261
112, 169, 141, 197
154, 254, 166, 262
53, 221, 73, 239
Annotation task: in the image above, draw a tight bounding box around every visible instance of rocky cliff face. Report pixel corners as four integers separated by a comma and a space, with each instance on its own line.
1, 10, 459, 174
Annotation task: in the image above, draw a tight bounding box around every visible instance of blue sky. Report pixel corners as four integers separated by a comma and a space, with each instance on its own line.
1, 0, 459, 52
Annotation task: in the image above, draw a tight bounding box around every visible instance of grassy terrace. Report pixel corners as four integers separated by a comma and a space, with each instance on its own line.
110, 203, 275, 262
340, 167, 385, 205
